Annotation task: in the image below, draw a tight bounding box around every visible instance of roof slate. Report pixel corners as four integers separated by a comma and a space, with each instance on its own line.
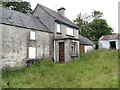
99, 35, 120, 40
79, 35, 95, 45
0, 7, 53, 33
38, 4, 78, 28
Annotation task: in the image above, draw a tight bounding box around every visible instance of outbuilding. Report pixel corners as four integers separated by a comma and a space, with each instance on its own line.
79, 35, 95, 53
98, 35, 120, 49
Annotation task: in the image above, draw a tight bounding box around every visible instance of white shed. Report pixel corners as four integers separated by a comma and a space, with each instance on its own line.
98, 35, 120, 49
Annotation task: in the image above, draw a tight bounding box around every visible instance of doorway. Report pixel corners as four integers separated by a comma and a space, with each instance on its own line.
59, 42, 64, 63
110, 41, 116, 49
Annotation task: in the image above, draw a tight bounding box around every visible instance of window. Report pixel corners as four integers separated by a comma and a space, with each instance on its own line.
28, 47, 36, 58
71, 42, 78, 56
30, 31, 36, 40
67, 27, 74, 36
57, 24, 61, 33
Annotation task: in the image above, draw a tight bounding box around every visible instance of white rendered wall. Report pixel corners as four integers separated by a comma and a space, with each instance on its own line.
85, 46, 94, 53
99, 39, 120, 49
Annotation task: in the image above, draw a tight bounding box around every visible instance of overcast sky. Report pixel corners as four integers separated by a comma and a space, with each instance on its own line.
26, 0, 119, 33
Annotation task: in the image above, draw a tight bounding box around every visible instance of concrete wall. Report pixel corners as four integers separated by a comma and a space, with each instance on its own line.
65, 40, 79, 62
1, 24, 53, 69
99, 39, 120, 49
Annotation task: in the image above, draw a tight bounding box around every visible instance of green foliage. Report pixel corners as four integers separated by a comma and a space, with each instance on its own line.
88, 19, 113, 40
91, 10, 103, 19
2, 1, 32, 13
74, 10, 113, 41
2, 50, 118, 88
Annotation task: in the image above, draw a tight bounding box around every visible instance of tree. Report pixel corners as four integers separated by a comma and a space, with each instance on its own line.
74, 10, 113, 41
2, 1, 32, 14
88, 19, 113, 40
91, 10, 103, 19
74, 13, 93, 39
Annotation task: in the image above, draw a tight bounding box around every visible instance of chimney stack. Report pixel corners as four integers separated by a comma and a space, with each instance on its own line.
57, 7, 66, 16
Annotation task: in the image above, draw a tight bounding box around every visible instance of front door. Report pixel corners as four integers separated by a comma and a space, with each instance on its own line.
59, 42, 64, 63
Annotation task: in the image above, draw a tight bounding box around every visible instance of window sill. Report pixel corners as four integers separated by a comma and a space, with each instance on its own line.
66, 34, 74, 37
29, 39, 36, 41
71, 55, 78, 57
57, 32, 62, 34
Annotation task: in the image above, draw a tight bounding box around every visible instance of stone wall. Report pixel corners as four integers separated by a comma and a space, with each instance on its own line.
1, 24, 53, 70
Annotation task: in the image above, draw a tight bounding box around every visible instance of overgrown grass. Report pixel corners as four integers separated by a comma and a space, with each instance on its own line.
2, 49, 118, 88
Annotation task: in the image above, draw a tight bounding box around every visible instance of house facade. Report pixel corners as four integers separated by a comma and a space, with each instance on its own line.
98, 35, 120, 49
0, 4, 79, 69
33, 4, 80, 63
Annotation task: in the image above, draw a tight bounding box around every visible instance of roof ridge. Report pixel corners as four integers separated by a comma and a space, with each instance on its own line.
0, 6, 33, 17
38, 4, 55, 18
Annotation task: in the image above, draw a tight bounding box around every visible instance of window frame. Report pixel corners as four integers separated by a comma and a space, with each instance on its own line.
30, 30, 36, 40
28, 47, 37, 59
71, 42, 78, 56
57, 23, 61, 33
66, 27, 74, 36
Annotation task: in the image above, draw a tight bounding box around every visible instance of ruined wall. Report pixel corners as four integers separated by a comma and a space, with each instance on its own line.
1, 24, 53, 69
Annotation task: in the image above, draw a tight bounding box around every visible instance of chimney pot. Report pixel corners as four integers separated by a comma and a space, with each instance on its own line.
57, 7, 66, 16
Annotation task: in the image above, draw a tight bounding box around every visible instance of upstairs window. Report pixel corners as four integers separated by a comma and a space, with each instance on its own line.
30, 31, 36, 40
67, 27, 74, 36
57, 24, 61, 33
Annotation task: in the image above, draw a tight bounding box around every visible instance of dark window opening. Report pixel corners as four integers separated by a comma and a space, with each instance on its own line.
110, 41, 116, 49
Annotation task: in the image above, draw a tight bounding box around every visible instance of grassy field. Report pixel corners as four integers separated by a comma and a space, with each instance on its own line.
2, 49, 118, 88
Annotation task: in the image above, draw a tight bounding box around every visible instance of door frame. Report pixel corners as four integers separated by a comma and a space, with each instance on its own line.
59, 42, 65, 63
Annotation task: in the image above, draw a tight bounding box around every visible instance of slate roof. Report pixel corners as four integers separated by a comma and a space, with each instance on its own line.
99, 35, 120, 40
79, 35, 95, 46
37, 4, 78, 28
0, 7, 53, 33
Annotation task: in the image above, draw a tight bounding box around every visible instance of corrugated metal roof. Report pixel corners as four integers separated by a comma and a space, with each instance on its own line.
79, 35, 95, 45
99, 35, 120, 40
37, 4, 79, 29
0, 7, 53, 33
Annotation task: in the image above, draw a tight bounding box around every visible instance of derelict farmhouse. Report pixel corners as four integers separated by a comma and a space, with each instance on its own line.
0, 4, 83, 69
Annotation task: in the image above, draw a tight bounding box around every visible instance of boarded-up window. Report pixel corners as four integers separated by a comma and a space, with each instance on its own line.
28, 47, 36, 58
57, 24, 61, 33
67, 27, 74, 36
30, 31, 36, 40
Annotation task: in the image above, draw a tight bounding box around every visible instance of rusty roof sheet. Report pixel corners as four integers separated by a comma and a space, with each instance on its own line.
99, 35, 120, 40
